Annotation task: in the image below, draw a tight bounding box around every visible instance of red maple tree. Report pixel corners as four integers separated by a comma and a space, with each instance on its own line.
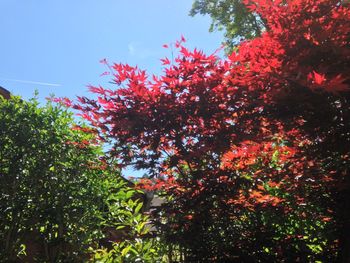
64, 0, 349, 261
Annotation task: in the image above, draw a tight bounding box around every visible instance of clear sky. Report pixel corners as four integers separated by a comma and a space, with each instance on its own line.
0, 0, 223, 178
0, 0, 223, 103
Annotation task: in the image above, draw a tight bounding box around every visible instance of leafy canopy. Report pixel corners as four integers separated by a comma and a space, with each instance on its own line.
64, 0, 349, 261
190, 0, 265, 51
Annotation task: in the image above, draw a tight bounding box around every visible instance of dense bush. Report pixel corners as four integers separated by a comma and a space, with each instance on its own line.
0, 96, 163, 262
0, 96, 106, 261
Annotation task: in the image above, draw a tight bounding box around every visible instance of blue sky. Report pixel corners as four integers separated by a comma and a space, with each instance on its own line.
0, 0, 223, 103
0, 0, 223, 178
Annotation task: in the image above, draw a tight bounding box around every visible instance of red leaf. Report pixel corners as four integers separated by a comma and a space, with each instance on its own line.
313, 71, 326, 85
161, 57, 171, 65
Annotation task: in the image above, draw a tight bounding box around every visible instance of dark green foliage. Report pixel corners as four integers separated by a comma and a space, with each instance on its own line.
190, 0, 265, 52
0, 96, 109, 262
0, 95, 167, 262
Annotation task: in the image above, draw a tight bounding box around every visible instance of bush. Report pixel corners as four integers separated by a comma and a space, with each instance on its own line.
0, 95, 167, 262
0, 96, 110, 262
91, 179, 165, 263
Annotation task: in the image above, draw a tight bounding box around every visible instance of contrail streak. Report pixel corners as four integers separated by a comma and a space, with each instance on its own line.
0, 77, 61, 87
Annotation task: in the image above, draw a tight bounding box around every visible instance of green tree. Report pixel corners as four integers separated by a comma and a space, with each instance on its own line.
0, 95, 167, 262
190, 0, 265, 52
0, 95, 110, 262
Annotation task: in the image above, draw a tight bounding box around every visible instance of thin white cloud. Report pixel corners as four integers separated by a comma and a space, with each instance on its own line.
0, 77, 61, 87
127, 41, 159, 59
128, 43, 136, 56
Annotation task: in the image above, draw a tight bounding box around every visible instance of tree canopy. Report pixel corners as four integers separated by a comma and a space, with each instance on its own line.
60, 0, 349, 261
190, 0, 265, 51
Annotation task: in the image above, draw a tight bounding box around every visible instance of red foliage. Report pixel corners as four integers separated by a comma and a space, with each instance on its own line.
69, 0, 349, 260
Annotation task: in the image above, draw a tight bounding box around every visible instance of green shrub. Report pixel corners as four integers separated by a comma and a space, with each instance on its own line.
0, 95, 166, 262
0, 96, 109, 262
91, 181, 166, 263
